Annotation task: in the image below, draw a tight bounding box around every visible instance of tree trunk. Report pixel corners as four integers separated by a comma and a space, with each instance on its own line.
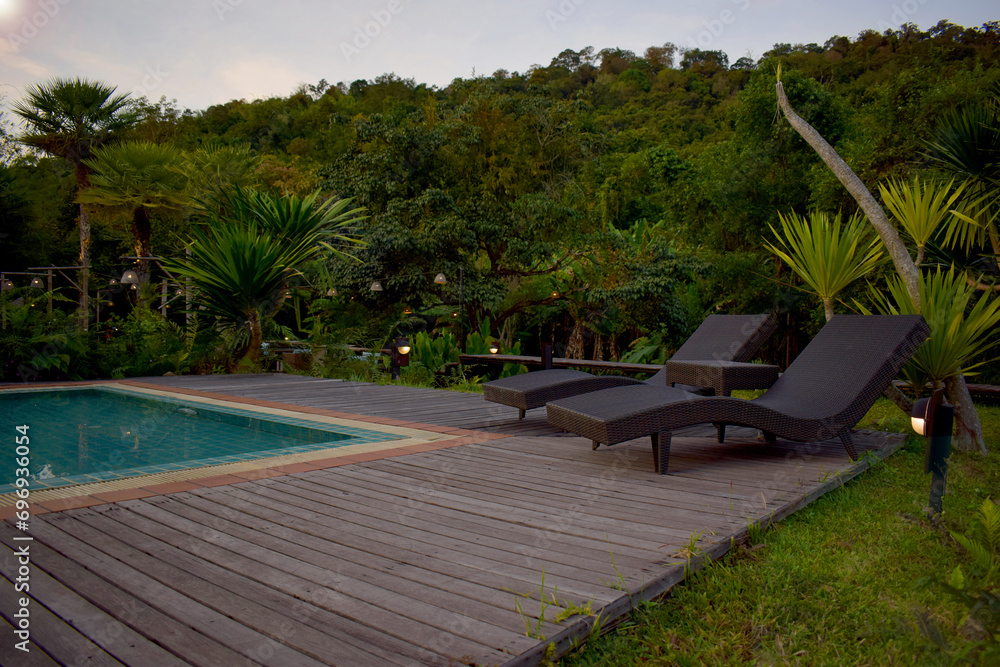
776, 81, 921, 307
592, 333, 604, 361
75, 163, 91, 330
566, 319, 585, 359
131, 206, 153, 307
776, 79, 987, 453
946, 372, 988, 455
883, 382, 914, 414
245, 310, 262, 364
822, 298, 834, 322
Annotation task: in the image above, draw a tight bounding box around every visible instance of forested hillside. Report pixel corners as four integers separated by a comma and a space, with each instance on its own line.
2, 19, 998, 373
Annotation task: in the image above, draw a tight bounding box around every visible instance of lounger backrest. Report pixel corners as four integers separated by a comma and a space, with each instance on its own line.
758, 314, 929, 422
672, 314, 777, 363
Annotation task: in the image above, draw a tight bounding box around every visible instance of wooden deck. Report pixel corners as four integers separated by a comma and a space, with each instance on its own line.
1, 374, 904, 666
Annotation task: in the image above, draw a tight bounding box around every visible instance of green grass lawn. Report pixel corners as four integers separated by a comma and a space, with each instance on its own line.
559, 398, 1000, 666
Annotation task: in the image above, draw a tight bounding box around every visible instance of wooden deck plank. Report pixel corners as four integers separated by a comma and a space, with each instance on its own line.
48, 508, 419, 667
0, 522, 250, 667
163, 479, 611, 609
22, 516, 330, 667
337, 454, 748, 537
80, 507, 441, 666
0, 573, 123, 667
184, 479, 625, 602
82, 504, 452, 666
0, 614, 62, 667
118, 491, 560, 640
323, 464, 711, 552
156, 483, 576, 621
0, 540, 187, 667
261, 471, 670, 567
205, 477, 638, 595
117, 495, 523, 663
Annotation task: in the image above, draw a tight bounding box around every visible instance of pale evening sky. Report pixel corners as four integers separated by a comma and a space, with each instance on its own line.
0, 0, 996, 113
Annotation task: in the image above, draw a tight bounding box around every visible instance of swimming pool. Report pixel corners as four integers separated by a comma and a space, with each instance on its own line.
0, 386, 401, 493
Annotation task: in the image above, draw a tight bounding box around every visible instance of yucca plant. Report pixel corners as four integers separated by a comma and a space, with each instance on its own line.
766, 210, 884, 321
166, 188, 366, 363
872, 266, 1000, 385
878, 177, 970, 266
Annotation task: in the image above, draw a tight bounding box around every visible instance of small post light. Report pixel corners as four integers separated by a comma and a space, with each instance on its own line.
434, 273, 447, 285
391, 336, 411, 379
370, 280, 383, 292
551, 291, 559, 298
109, 278, 118, 285
489, 343, 499, 354
1, 279, 13, 291
121, 270, 139, 284
402, 306, 413, 315
912, 388, 954, 519
30, 277, 44, 289
327, 288, 338, 297
396, 337, 411, 355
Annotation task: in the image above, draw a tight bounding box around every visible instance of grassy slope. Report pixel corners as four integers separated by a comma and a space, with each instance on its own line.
559, 399, 999, 666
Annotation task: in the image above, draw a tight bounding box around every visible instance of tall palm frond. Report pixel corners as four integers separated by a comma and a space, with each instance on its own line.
766, 210, 884, 321
12, 77, 137, 165
872, 266, 1000, 383
878, 177, 970, 265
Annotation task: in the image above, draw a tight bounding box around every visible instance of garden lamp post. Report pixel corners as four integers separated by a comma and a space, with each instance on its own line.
911, 388, 954, 519
434, 268, 464, 349
391, 336, 411, 380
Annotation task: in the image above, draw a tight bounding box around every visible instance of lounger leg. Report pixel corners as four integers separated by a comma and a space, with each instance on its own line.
518, 409, 525, 420
762, 431, 776, 443
839, 429, 859, 460
592, 440, 601, 450
651, 431, 671, 474
714, 423, 726, 443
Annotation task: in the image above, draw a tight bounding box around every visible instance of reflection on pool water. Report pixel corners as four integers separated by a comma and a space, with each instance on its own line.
0, 386, 397, 493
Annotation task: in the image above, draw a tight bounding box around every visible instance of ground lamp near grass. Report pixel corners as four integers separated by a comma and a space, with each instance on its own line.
391, 337, 410, 379
911, 388, 954, 519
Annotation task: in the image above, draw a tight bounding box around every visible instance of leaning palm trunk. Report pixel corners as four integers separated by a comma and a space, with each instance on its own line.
776, 78, 987, 453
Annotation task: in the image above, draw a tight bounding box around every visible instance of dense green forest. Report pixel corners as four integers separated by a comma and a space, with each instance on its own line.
1, 19, 999, 383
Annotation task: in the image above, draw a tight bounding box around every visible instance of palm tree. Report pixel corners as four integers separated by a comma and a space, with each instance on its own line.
924, 92, 1000, 275
12, 77, 138, 325
165, 188, 366, 363
79, 141, 189, 286
766, 210, 884, 321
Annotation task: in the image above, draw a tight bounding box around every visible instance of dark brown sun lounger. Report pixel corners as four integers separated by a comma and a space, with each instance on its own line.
482, 314, 777, 419
545, 315, 930, 473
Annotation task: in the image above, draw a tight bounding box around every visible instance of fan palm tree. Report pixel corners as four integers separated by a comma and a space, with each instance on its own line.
12, 78, 138, 324
924, 92, 1000, 275
79, 141, 189, 285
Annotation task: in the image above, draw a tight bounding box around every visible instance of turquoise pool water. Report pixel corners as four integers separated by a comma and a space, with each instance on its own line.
0, 387, 397, 493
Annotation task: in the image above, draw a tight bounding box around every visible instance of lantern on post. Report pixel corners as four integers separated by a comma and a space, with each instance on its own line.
391, 337, 411, 380
911, 388, 954, 519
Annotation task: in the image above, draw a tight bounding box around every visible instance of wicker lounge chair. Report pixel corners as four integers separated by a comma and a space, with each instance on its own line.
545, 315, 930, 474
482, 314, 777, 419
